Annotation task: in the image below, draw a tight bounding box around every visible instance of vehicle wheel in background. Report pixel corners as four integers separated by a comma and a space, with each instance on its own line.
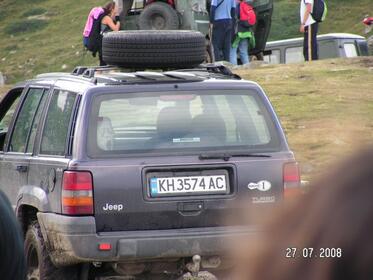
138, 2, 179, 30
24, 221, 78, 280
102, 30, 206, 68
255, 52, 264, 61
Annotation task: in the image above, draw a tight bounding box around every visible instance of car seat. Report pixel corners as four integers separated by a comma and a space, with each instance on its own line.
191, 113, 226, 145
152, 106, 192, 146
97, 116, 114, 151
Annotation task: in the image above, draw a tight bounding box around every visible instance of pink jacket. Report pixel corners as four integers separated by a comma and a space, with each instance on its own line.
83, 7, 104, 37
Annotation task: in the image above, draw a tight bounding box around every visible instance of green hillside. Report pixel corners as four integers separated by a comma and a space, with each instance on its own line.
269, 0, 373, 40
0, 0, 103, 84
0, 0, 372, 84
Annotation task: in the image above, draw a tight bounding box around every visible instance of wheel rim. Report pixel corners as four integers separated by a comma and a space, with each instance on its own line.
27, 245, 40, 280
151, 14, 166, 29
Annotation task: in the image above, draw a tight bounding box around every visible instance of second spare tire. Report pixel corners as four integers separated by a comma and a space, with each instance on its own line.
102, 30, 206, 69
138, 2, 180, 30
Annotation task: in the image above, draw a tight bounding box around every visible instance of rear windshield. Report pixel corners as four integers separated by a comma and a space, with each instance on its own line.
87, 90, 281, 157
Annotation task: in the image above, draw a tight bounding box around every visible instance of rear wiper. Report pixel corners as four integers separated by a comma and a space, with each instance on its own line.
199, 153, 271, 161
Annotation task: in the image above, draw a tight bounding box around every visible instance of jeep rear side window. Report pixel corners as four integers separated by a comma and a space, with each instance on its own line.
40, 90, 76, 156
87, 90, 280, 157
26, 92, 48, 153
8, 88, 45, 153
343, 43, 358, 57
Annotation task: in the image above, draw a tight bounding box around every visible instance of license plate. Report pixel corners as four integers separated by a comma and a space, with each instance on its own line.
149, 175, 228, 197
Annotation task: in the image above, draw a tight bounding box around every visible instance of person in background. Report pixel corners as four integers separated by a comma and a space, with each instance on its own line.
83, 6, 105, 48
233, 146, 373, 280
84, 2, 121, 66
101, 2, 121, 34
0, 190, 26, 280
99, 2, 121, 65
229, 0, 256, 65
210, 0, 236, 61
300, 0, 318, 61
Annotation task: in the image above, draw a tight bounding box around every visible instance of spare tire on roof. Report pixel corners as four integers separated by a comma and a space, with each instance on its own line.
138, 2, 180, 30
102, 30, 206, 69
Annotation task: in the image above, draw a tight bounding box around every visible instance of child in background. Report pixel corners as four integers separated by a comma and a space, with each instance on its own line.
230, 0, 256, 65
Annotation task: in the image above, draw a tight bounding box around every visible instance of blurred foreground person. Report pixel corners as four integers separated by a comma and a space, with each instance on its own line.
0, 190, 26, 280
234, 146, 373, 280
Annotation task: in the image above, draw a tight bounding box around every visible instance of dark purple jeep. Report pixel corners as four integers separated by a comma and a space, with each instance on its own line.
0, 64, 299, 279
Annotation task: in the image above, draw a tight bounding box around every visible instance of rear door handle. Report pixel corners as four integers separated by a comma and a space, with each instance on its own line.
16, 165, 28, 173
178, 201, 204, 216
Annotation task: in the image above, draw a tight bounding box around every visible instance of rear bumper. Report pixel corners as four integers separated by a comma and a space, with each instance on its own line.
37, 212, 257, 266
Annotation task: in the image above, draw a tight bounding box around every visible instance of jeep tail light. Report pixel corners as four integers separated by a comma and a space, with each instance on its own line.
62, 171, 94, 215
283, 162, 302, 199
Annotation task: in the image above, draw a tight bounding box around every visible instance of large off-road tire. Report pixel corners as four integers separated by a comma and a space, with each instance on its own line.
24, 221, 78, 280
138, 2, 179, 30
102, 30, 206, 68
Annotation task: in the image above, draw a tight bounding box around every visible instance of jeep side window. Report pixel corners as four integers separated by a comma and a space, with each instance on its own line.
26, 91, 48, 153
8, 88, 45, 153
0, 97, 21, 133
40, 90, 76, 156
343, 43, 358, 58
0, 89, 22, 151
318, 40, 338, 59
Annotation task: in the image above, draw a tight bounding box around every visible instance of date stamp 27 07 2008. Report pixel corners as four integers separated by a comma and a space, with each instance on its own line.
285, 247, 342, 259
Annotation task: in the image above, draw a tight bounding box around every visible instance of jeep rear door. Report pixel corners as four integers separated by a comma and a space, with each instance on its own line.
0, 87, 48, 204
27, 88, 80, 213
82, 87, 292, 232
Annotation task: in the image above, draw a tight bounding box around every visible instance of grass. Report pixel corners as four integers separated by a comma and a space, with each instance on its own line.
269, 0, 373, 40
234, 57, 373, 181
22, 8, 47, 17
0, 0, 103, 83
4, 19, 49, 35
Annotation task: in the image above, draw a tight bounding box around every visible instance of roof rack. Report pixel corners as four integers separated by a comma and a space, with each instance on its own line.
71, 65, 119, 78
176, 63, 241, 80
69, 63, 240, 85
35, 72, 94, 83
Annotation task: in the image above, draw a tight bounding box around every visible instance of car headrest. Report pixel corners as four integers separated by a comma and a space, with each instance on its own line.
156, 107, 192, 140
97, 116, 114, 150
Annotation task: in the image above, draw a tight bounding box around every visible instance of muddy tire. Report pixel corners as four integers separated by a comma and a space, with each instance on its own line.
102, 30, 206, 68
138, 2, 179, 30
24, 221, 78, 280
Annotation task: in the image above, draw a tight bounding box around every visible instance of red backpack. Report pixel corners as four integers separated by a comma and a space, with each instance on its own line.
239, 2, 256, 26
